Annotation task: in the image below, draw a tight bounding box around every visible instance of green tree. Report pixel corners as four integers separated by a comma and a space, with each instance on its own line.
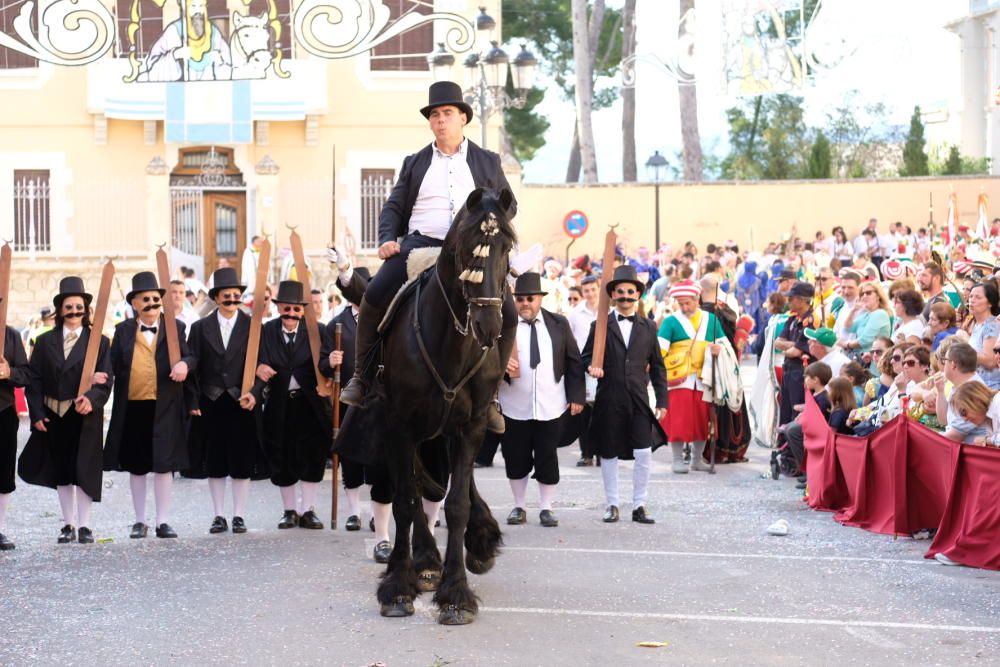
824, 92, 899, 178
721, 95, 809, 180
899, 106, 929, 177
943, 145, 963, 175
503, 86, 549, 163
807, 131, 831, 178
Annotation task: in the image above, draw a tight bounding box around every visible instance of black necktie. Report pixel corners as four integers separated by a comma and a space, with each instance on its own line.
617, 314, 635, 322
141, 325, 157, 333
528, 319, 540, 369
285, 331, 295, 346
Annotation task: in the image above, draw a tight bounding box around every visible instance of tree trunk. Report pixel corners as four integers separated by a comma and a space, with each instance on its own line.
621, 0, 637, 182
565, 125, 582, 182
678, 0, 702, 181
571, 0, 598, 183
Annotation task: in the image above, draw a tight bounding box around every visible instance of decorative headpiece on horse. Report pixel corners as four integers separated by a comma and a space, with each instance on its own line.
459, 212, 500, 284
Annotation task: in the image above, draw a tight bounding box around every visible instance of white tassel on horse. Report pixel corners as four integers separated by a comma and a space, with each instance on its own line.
474, 244, 490, 258
459, 269, 472, 281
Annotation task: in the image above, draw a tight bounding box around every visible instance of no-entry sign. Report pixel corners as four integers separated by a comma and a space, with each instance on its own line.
563, 210, 589, 238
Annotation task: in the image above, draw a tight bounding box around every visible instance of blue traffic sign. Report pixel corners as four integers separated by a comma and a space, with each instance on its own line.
563, 210, 589, 238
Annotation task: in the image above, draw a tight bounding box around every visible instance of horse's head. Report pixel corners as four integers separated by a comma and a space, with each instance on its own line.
231, 11, 273, 68
443, 187, 517, 347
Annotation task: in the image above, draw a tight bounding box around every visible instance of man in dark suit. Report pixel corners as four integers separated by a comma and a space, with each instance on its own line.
186, 267, 262, 535
340, 81, 517, 434
500, 273, 585, 528
583, 266, 668, 525
103, 271, 194, 540
0, 297, 31, 550
253, 280, 335, 530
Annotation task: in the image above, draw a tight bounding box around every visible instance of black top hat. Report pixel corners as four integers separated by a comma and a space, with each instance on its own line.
208, 267, 247, 299
53, 276, 93, 309
513, 272, 547, 296
126, 271, 166, 303
605, 265, 646, 297
782, 281, 815, 299
272, 280, 307, 305
420, 81, 475, 122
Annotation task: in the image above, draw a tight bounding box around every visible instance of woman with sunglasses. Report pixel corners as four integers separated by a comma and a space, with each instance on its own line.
900, 346, 931, 395
966, 282, 1000, 389
841, 281, 892, 356
19, 277, 110, 546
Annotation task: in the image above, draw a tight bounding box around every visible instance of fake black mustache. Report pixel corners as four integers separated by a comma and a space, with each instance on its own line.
142, 304, 162, 312
220, 300, 241, 307
280, 314, 301, 321
63, 312, 84, 319
615, 297, 638, 304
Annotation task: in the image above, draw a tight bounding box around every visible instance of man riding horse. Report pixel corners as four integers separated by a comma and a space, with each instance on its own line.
339, 81, 518, 434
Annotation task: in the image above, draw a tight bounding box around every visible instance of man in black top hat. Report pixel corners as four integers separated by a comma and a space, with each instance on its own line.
499, 272, 585, 528
339, 81, 518, 436
0, 295, 30, 551
104, 271, 194, 540
186, 267, 263, 535
583, 265, 668, 525
775, 281, 816, 434
253, 280, 335, 530
20, 277, 112, 545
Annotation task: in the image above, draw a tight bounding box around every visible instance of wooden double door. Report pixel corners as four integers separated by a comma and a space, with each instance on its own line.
202, 192, 246, 280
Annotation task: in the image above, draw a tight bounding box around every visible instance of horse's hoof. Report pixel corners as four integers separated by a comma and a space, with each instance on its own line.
379, 596, 415, 617
438, 604, 475, 625
416, 569, 442, 592
465, 554, 495, 574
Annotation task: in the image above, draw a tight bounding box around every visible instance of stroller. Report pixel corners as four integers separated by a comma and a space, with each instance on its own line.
748, 316, 786, 479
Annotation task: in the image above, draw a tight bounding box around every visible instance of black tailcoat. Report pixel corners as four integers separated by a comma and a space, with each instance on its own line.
19, 326, 112, 500
377, 140, 517, 245
0, 326, 30, 412
582, 314, 668, 460
103, 316, 195, 473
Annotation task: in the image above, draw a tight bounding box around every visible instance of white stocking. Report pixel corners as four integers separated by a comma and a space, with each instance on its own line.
632, 448, 652, 508
371, 501, 392, 543
57, 485, 75, 525
345, 485, 362, 517
538, 483, 556, 511
279, 485, 297, 511
600, 457, 619, 507
508, 475, 529, 509
231, 478, 250, 518
0, 492, 9, 530
75, 487, 93, 529
153, 472, 173, 527
129, 474, 147, 524
422, 498, 442, 528
300, 481, 318, 513
208, 477, 226, 517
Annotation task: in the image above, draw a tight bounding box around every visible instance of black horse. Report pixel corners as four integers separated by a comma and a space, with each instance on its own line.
373, 187, 516, 625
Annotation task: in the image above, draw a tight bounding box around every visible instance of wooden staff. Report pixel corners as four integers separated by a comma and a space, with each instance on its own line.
241, 238, 272, 396
330, 322, 342, 529
0, 242, 10, 360
590, 225, 619, 372
155, 245, 181, 367
78, 260, 115, 396
288, 227, 331, 396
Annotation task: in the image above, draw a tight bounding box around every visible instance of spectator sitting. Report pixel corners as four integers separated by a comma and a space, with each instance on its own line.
782, 361, 832, 481
928, 302, 959, 351
933, 342, 984, 426
943, 381, 995, 443
841, 281, 892, 356
827, 377, 857, 435
840, 360, 870, 408
892, 289, 925, 345
805, 327, 849, 377
900, 346, 931, 395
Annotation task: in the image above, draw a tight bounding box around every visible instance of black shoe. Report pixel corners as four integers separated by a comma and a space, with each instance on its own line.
576, 457, 594, 467
209, 516, 228, 534
345, 515, 361, 531
78, 527, 94, 544
539, 510, 559, 527
155, 523, 178, 538
298, 510, 324, 530
632, 506, 655, 524
373, 540, 391, 563
232, 517, 247, 534
506, 507, 527, 525
130, 522, 148, 539
0, 532, 13, 551
796, 480, 807, 490
278, 510, 299, 529
369, 517, 375, 533
602, 506, 619, 523
57, 524, 76, 544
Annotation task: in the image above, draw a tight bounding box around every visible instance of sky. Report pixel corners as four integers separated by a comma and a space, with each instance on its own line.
518, 0, 969, 184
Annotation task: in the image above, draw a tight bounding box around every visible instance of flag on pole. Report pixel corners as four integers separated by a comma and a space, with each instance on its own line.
976, 191, 990, 240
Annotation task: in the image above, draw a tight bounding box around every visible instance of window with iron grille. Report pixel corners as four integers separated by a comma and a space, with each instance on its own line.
13, 170, 51, 252
247, 0, 294, 60
115, 0, 164, 59
370, 0, 431, 72
360, 169, 395, 250
1, 0, 38, 68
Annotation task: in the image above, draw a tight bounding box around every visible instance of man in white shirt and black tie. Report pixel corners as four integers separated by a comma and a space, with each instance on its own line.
500, 273, 585, 528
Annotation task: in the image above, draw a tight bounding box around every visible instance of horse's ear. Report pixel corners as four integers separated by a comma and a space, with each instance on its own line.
258, 11, 267, 22
464, 188, 484, 212
498, 187, 515, 216
232, 11, 244, 28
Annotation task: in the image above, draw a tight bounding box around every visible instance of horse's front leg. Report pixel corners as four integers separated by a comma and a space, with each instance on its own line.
434, 426, 482, 625
377, 440, 418, 617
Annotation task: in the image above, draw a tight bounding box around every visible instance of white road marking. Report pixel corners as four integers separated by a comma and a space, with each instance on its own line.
480, 606, 1000, 634
503, 546, 934, 566
845, 626, 907, 649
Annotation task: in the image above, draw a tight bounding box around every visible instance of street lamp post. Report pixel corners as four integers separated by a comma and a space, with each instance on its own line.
428, 6, 537, 150
645, 150, 668, 252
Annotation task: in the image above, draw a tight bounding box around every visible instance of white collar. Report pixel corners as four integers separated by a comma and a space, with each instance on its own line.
217, 309, 237, 325
432, 138, 468, 159
282, 324, 299, 336
63, 324, 82, 337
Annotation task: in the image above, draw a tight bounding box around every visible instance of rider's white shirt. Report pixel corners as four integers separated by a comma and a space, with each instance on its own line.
408, 139, 475, 241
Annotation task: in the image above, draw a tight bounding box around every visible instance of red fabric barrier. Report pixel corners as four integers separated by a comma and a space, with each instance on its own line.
800, 392, 1000, 571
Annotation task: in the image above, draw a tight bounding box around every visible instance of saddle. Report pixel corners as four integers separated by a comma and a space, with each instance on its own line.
377, 247, 441, 335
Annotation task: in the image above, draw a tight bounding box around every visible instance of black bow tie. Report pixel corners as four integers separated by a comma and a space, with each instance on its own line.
617, 314, 635, 322
141, 325, 157, 333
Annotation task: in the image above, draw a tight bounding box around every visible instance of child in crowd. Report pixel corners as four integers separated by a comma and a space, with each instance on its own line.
826, 377, 856, 435
943, 381, 995, 444
840, 361, 869, 408
782, 361, 832, 486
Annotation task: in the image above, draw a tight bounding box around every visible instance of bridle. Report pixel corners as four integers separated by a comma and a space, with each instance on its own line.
233, 25, 271, 63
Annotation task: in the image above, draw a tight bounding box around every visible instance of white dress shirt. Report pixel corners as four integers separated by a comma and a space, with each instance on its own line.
217, 310, 236, 349
616, 313, 635, 348
408, 139, 476, 240
568, 302, 598, 350
139, 320, 157, 346
282, 324, 301, 391
499, 316, 568, 422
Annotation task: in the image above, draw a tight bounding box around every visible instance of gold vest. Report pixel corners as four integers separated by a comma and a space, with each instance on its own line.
662, 311, 709, 384
128, 330, 158, 401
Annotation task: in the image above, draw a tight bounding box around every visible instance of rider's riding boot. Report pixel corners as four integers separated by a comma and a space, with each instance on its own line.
340, 296, 385, 407
487, 324, 517, 434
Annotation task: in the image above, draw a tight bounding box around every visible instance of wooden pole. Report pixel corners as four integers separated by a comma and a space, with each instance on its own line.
590, 225, 618, 372
288, 228, 331, 396
0, 242, 10, 360
242, 238, 271, 395
330, 322, 342, 530
155, 245, 181, 367
78, 260, 115, 396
